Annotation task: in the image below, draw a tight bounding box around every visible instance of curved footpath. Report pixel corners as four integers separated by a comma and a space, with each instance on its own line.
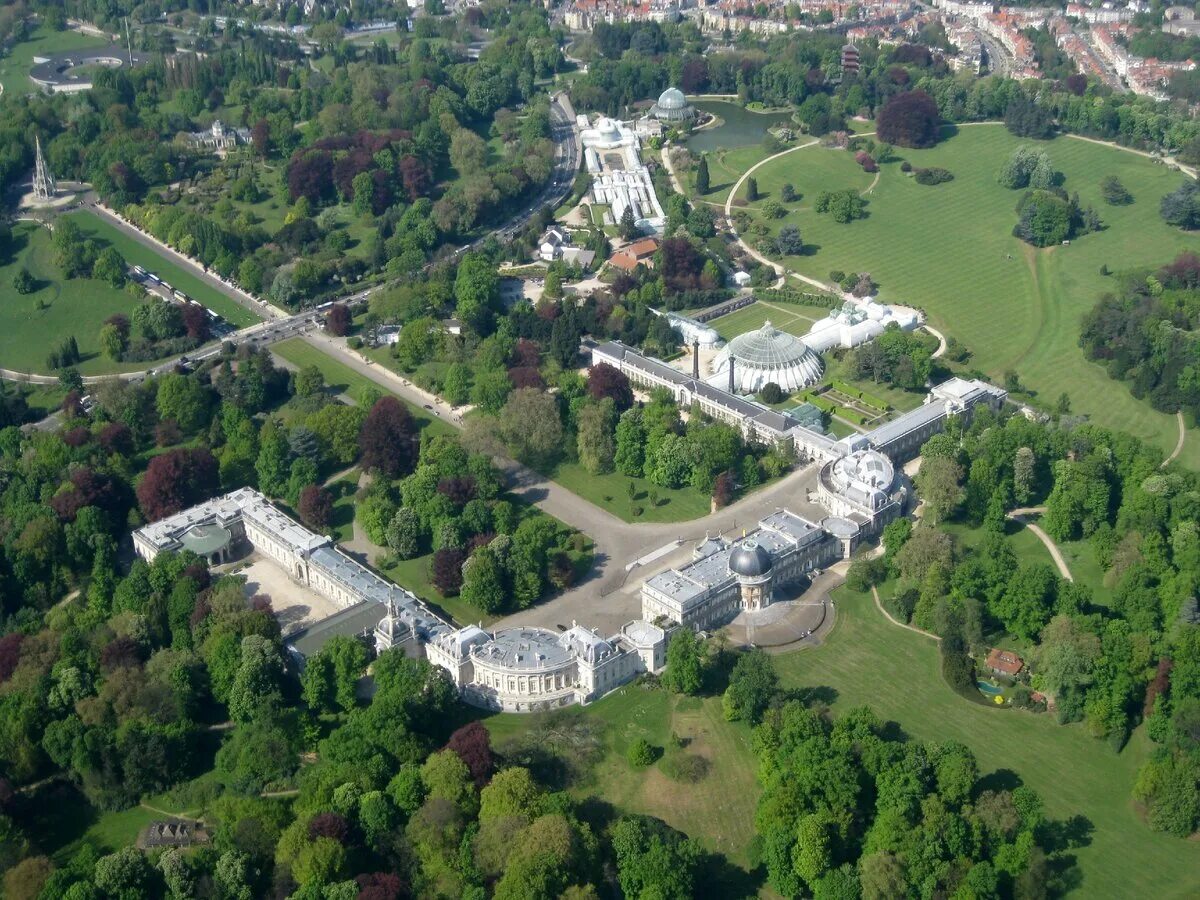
1006, 507, 1073, 582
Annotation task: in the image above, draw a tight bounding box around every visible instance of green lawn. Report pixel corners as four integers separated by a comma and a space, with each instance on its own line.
66, 210, 261, 328
774, 584, 1200, 899
542, 460, 714, 524
485, 687, 762, 869
271, 339, 456, 439
709, 299, 831, 342
0, 24, 110, 96
0, 223, 150, 375
738, 124, 1200, 467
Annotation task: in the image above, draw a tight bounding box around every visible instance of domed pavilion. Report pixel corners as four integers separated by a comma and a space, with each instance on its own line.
711, 320, 824, 394
649, 87, 696, 122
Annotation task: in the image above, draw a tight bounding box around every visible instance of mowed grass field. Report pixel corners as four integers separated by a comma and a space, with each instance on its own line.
774, 585, 1200, 900
67, 210, 261, 329
740, 124, 1200, 467
0, 24, 110, 96
0, 223, 148, 375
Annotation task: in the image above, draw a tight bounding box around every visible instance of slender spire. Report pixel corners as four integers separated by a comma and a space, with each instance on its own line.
33, 136, 55, 201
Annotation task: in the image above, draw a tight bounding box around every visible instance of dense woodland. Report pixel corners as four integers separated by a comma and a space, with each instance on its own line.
1080, 252, 1200, 422
848, 405, 1200, 840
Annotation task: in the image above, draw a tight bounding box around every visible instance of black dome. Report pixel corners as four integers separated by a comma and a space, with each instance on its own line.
729, 540, 773, 577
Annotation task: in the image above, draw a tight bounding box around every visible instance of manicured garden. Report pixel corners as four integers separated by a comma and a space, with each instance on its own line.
736, 124, 1200, 467
66, 210, 262, 328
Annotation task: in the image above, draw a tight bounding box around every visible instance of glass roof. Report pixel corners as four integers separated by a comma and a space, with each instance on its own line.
726, 321, 819, 368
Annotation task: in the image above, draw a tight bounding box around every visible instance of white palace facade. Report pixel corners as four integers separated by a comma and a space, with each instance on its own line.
133, 489, 670, 713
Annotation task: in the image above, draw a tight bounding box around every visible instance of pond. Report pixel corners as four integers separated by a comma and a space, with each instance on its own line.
686, 100, 794, 153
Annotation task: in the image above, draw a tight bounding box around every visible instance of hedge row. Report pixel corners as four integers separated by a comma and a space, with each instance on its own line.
756, 288, 841, 309
831, 380, 890, 412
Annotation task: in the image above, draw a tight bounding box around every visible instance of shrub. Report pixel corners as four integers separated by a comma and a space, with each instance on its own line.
854, 150, 877, 172
814, 190, 867, 223
900, 161, 912, 173
627, 738, 657, 767
914, 167, 953, 185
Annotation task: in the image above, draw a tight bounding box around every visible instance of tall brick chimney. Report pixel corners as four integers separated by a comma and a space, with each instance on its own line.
728, 356, 735, 393
692, 340, 700, 379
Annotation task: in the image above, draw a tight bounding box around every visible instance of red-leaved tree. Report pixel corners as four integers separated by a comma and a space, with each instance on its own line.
356, 872, 406, 900
359, 397, 418, 478
136, 447, 219, 522
876, 89, 941, 149
325, 303, 351, 336
298, 484, 333, 531
446, 721, 494, 786
0, 633, 24, 683
431, 547, 466, 596
587, 362, 633, 411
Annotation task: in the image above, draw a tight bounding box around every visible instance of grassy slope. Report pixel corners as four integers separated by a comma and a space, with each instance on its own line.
774, 585, 1200, 900
0, 24, 109, 96
66, 210, 261, 328
271, 339, 456, 439
485, 688, 762, 867
0, 224, 147, 375
741, 125, 1199, 467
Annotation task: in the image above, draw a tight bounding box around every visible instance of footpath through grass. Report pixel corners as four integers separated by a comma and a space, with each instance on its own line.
775, 585, 1200, 900
740, 124, 1200, 468
67, 210, 261, 328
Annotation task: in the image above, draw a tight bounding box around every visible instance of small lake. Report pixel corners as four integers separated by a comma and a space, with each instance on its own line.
686, 100, 794, 153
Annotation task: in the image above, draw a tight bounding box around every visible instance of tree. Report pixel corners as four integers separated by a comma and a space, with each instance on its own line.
156, 374, 210, 434
619, 205, 638, 241
587, 363, 634, 411
615, 408, 647, 476
1160, 180, 1200, 230
662, 630, 703, 694
894, 525, 954, 583
611, 815, 703, 900
455, 253, 499, 334
98, 322, 126, 361
447, 722, 495, 787
94, 847, 154, 897
92, 247, 126, 287
12, 268, 35, 294
432, 547, 467, 595
577, 399, 617, 475
722, 650, 778, 722
694, 155, 710, 196
994, 563, 1058, 641
359, 397, 418, 478
1100, 175, 1132, 206
780, 183, 797, 202
386, 508, 421, 559
227, 634, 284, 723
297, 484, 333, 531
461, 546, 507, 613
916, 455, 963, 524
137, 448, 219, 521
628, 737, 657, 767
876, 90, 940, 148
746, 176, 759, 202
295, 365, 326, 398
774, 225, 803, 256
496, 389, 563, 466
326, 303, 351, 336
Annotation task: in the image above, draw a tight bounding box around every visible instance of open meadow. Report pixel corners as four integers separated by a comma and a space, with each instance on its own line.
736, 124, 1200, 467
0, 223, 146, 375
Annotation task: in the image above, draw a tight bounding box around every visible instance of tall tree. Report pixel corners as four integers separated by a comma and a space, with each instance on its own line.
359, 397, 418, 478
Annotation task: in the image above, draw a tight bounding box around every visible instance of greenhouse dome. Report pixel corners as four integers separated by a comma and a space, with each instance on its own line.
711, 321, 824, 394
649, 87, 696, 121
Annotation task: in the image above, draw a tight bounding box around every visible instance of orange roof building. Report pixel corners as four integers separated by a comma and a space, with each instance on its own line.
985, 648, 1024, 677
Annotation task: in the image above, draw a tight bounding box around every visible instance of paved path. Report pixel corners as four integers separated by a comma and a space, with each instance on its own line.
1064, 133, 1198, 181
660, 146, 685, 194
924, 324, 948, 359
872, 586, 940, 640
1006, 508, 1073, 582
1163, 412, 1186, 468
